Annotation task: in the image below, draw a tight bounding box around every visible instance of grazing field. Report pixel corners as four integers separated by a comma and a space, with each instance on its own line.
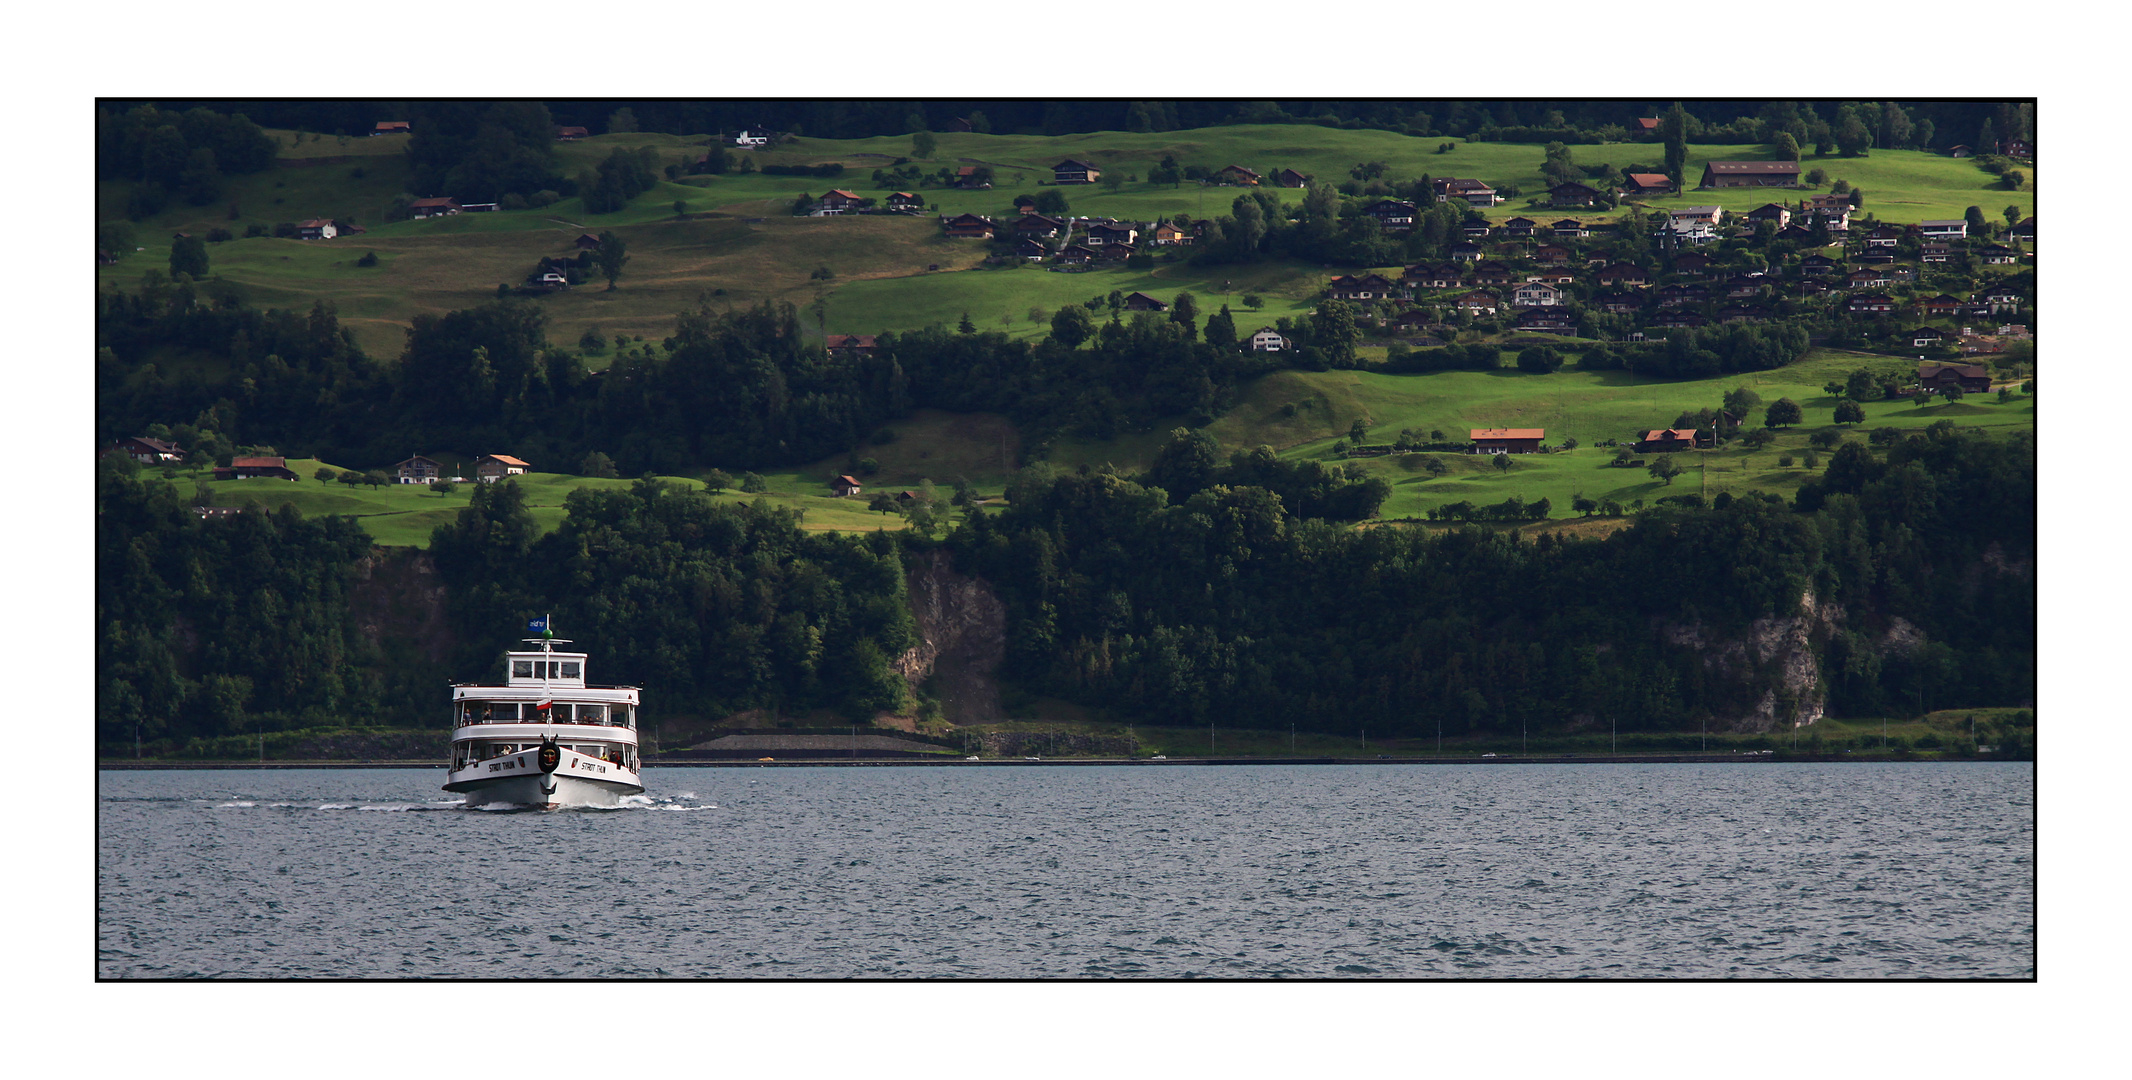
151, 465, 909, 547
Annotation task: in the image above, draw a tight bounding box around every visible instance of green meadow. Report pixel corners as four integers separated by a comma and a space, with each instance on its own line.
153, 463, 910, 547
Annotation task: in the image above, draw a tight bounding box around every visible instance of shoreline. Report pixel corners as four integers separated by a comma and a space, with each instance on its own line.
97, 752, 2028, 770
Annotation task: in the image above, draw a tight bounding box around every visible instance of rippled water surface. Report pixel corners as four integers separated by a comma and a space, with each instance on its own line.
99, 763, 2033, 978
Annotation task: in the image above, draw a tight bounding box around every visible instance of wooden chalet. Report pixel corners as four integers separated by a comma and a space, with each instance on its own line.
1532, 245, 1572, 266
1864, 226, 1905, 249
1799, 255, 1840, 277
1086, 221, 1138, 246
1548, 181, 1603, 208
1405, 263, 1463, 289
1462, 222, 1491, 239
886, 192, 926, 213
1434, 178, 1500, 206
831, 475, 863, 497
824, 334, 879, 356
394, 455, 444, 484
1918, 294, 1963, 316
1469, 428, 1545, 454
1621, 172, 1676, 195
410, 197, 462, 218
1499, 217, 1539, 238
1846, 268, 1892, 289
1635, 428, 1710, 453
814, 189, 866, 215
1055, 244, 1100, 265
1547, 219, 1588, 239
1151, 222, 1192, 246
1979, 244, 2019, 265
372, 121, 411, 136
1723, 275, 1765, 299
575, 233, 602, 250
1515, 308, 1575, 333
555, 126, 590, 141
296, 218, 338, 240
1472, 263, 1514, 286
1845, 293, 1897, 315
1328, 273, 1396, 301
213, 456, 299, 481
943, 213, 994, 239
1213, 165, 1262, 186
1015, 236, 1049, 260
118, 436, 184, 464
1595, 292, 1642, 314
1012, 213, 1066, 237
1365, 200, 1418, 229
1918, 363, 1990, 394
1123, 292, 1169, 312
1450, 291, 1499, 316
1744, 203, 1791, 228
1275, 168, 1309, 188
1700, 161, 1800, 188
1597, 263, 1649, 288
1053, 159, 1101, 184
474, 454, 531, 483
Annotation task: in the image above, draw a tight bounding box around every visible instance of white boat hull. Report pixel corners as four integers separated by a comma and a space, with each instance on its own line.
445, 746, 643, 809
451, 771, 642, 809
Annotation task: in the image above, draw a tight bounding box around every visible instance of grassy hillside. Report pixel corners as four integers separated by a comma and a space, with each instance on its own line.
98, 125, 2032, 360
151, 464, 911, 547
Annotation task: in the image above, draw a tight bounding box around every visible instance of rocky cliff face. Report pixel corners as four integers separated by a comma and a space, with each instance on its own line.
1661, 590, 1842, 732
895, 549, 1007, 724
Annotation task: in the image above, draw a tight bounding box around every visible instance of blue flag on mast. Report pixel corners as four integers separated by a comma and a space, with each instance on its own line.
527, 616, 549, 635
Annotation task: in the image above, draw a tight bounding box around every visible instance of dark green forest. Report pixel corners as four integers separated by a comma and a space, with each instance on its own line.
97, 417, 2030, 755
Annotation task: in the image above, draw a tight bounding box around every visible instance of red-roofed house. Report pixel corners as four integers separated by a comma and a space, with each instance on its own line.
1634, 428, 1710, 453
831, 475, 863, 498
1469, 428, 1545, 454
213, 456, 299, 481
373, 121, 411, 136
118, 436, 185, 464
814, 190, 866, 215
410, 197, 462, 218
475, 455, 531, 483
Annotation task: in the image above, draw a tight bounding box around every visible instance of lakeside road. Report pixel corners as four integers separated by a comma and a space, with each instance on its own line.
98, 752, 2025, 770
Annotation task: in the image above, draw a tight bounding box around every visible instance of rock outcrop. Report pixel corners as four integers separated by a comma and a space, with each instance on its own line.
895, 549, 1007, 724
1662, 590, 1842, 732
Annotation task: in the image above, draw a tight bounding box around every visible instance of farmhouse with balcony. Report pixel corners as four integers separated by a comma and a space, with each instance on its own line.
1054, 244, 1099, 266
1512, 281, 1565, 307
1699, 161, 1800, 188
813, 190, 866, 215
1365, 200, 1418, 230
1014, 237, 1049, 260
1213, 165, 1261, 186
1919, 219, 1968, 240
1515, 308, 1575, 333
1086, 221, 1138, 246
1597, 263, 1649, 288
1053, 159, 1101, 184
1918, 363, 1991, 393
475, 455, 531, 483
1404, 263, 1461, 289
118, 436, 184, 464
1450, 291, 1500, 316
1434, 178, 1500, 206
1450, 241, 1483, 262
1151, 222, 1192, 245
1744, 203, 1791, 229
1547, 219, 1589, 239
1845, 293, 1897, 315
1846, 268, 1891, 289
1548, 181, 1604, 208
1328, 274, 1396, 301
1634, 428, 1710, 453
394, 455, 445, 484
886, 192, 926, 213
409, 197, 462, 218
1909, 327, 1945, 348
1013, 213, 1066, 237
1918, 294, 1963, 317
1469, 428, 1545, 454
943, 213, 994, 239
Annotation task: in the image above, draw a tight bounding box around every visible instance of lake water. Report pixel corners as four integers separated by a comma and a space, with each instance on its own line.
98, 763, 2033, 979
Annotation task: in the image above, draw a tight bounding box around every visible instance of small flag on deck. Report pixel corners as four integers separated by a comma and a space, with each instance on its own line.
535, 698, 552, 712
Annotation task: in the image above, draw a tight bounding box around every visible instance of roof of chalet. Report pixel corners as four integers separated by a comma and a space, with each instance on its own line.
1470, 428, 1546, 440
479, 455, 531, 467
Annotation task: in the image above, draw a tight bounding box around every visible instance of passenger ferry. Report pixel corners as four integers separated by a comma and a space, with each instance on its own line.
442, 619, 644, 809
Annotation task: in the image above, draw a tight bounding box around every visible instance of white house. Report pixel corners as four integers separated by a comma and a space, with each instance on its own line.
1512, 282, 1565, 307
1249, 327, 1289, 352
295, 218, 338, 240
733, 128, 771, 148
1919, 219, 1969, 240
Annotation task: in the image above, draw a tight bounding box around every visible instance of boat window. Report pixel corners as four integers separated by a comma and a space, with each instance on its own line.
549, 703, 571, 723
561, 662, 581, 680
612, 704, 631, 728
578, 704, 606, 725
512, 660, 533, 679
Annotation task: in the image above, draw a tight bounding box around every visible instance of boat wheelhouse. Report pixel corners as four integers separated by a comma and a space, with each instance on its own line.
442, 626, 644, 808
